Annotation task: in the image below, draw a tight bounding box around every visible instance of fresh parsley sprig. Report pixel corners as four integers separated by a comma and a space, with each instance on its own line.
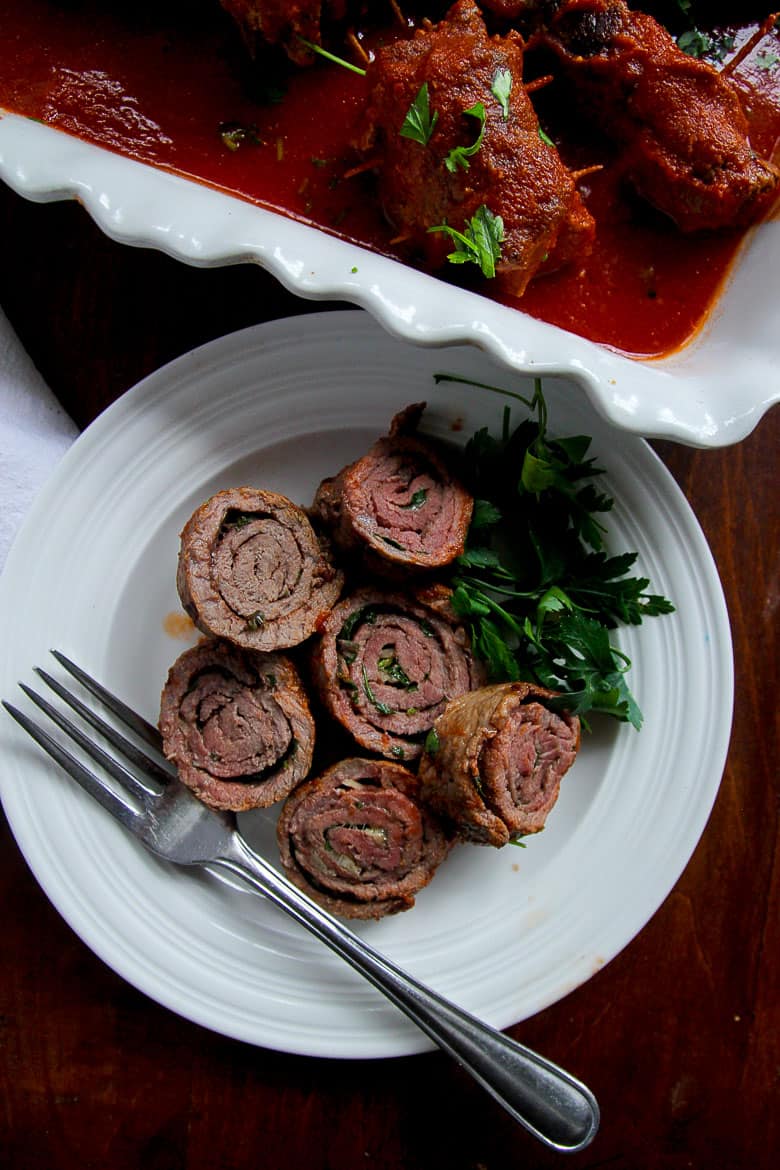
491, 68, 512, 120
400, 82, 439, 146
444, 102, 487, 173
428, 206, 505, 279
295, 36, 367, 76
433, 374, 675, 728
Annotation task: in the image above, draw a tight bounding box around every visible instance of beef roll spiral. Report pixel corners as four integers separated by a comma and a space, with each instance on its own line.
313, 403, 473, 573
159, 639, 315, 811
418, 681, 580, 846
177, 487, 343, 651
312, 584, 484, 762
276, 757, 453, 918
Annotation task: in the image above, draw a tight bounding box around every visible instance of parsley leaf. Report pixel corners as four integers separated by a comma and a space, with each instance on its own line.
756, 50, 780, 71
401, 488, 428, 509
445, 102, 487, 173
491, 68, 512, 120
538, 124, 555, 147
219, 122, 264, 152
471, 498, 503, 528
433, 374, 675, 726
400, 82, 439, 146
428, 205, 505, 279
677, 28, 735, 63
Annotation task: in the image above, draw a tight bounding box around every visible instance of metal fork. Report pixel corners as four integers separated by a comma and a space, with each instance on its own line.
3, 652, 599, 1154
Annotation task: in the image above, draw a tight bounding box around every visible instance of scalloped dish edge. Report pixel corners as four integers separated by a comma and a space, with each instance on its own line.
1, 112, 778, 446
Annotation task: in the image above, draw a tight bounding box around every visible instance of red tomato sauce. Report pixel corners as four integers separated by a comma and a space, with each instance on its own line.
2, 1, 778, 357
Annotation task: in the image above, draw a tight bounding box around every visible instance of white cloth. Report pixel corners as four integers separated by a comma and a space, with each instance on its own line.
0, 306, 78, 573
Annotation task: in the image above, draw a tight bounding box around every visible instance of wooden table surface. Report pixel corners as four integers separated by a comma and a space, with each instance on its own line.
0, 182, 777, 1170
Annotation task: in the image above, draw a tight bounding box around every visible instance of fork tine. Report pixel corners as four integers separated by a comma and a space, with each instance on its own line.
50, 650, 163, 751
19, 683, 159, 807
3, 700, 142, 831
34, 668, 175, 788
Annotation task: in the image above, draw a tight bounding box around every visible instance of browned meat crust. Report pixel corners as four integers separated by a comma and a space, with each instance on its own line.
312, 403, 473, 573
530, 0, 778, 230
354, 0, 595, 295
177, 487, 343, 652
311, 585, 485, 762
219, 0, 347, 64
158, 639, 315, 811
418, 681, 580, 846
276, 757, 453, 918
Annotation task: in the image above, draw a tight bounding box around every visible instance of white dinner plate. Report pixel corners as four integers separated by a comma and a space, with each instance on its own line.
0, 311, 733, 1058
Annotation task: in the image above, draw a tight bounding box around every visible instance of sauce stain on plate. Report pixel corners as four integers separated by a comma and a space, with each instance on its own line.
163, 611, 195, 640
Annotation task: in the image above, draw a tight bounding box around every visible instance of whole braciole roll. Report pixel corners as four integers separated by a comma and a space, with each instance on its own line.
312, 403, 473, 572
312, 584, 484, 762
276, 757, 453, 918
159, 639, 315, 811
177, 487, 343, 651
418, 682, 580, 846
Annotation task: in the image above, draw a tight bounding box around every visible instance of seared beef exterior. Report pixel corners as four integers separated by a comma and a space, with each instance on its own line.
312, 403, 473, 572
528, 0, 778, 231
276, 757, 453, 918
219, 0, 347, 64
177, 487, 343, 652
354, 0, 595, 295
312, 584, 484, 761
158, 639, 315, 811
418, 681, 580, 845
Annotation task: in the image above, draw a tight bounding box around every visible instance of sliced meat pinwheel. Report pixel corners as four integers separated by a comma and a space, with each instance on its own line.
312, 403, 472, 573
312, 585, 484, 762
177, 487, 343, 651
158, 639, 314, 811
276, 757, 453, 919
418, 682, 580, 846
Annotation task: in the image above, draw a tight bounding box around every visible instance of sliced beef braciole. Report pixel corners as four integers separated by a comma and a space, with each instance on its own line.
312, 584, 484, 762
312, 404, 472, 573
177, 487, 343, 651
276, 757, 453, 918
418, 682, 580, 846
158, 639, 314, 811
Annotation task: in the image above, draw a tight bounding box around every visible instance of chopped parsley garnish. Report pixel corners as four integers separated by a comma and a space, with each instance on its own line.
538, 124, 555, 147
428, 205, 505, 280
245, 611, 265, 631
676, 28, 735, 62
756, 50, 780, 71
400, 82, 439, 146
445, 102, 487, 173
491, 68, 512, 120
424, 727, 440, 755
218, 122, 263, 152
432, 374, 675, 728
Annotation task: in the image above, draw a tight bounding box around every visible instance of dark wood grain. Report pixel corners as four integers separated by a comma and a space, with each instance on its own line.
1, 182, 777, 1170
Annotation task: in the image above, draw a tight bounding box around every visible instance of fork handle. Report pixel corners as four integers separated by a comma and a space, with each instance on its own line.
214, 833, 599, 1154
